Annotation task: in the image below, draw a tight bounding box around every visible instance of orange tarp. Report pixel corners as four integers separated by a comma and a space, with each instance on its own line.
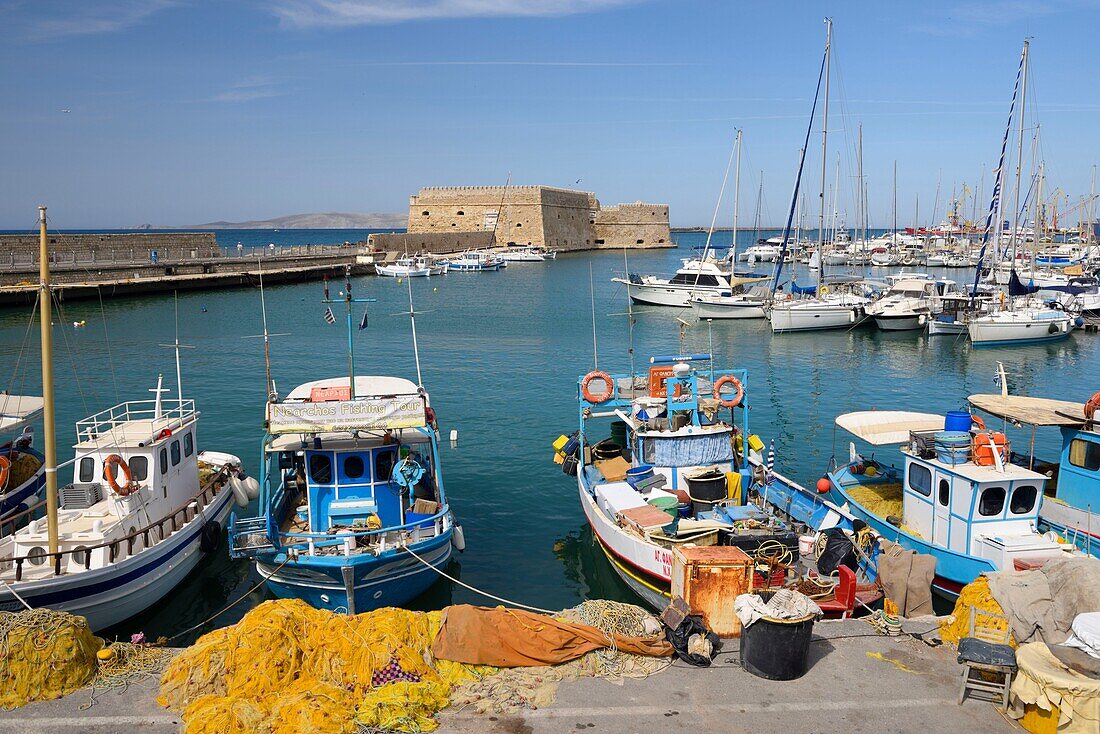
431, 605, 673, 667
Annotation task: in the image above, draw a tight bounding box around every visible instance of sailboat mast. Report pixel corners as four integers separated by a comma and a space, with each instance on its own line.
38, 206, 59, 556
818, 17, 832, 286
856, 125, 863, 249
1008, 39, 1030, 269
731, 128, 742, 264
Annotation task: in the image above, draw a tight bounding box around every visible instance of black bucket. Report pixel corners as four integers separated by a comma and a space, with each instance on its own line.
739, 604, 816, 681
686, 470, 726, 514
592, 439, 624, 461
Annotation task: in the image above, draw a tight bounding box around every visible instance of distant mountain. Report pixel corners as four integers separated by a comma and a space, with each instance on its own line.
176, 212, 406, 229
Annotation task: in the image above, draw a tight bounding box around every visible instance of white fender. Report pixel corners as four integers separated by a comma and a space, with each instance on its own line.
451, 523, 466, 552
241, 473, 261, 500
229, 476, 249, 507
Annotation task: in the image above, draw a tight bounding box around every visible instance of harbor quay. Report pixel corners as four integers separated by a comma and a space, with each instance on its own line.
0, 619, 1012, 734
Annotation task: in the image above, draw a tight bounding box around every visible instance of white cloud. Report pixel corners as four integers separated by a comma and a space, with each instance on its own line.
18, 0, 177, 40
269, 0, 644, 28
206, 77, 289, 103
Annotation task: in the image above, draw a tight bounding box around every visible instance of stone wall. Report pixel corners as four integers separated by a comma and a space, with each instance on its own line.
0, 232, 220, 268
367, 231, 495, 254
592, 203, 672, 249
404, 186, 670, 252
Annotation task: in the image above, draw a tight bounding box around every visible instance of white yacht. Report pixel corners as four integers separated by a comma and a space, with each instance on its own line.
768, 280, 873, 333
376, 255, 447, 278
496, 245, 556, 262
739, 242, 782, 263
967, 302, 1076, 346
613, 258, 741, 307
866, 278, 936, 331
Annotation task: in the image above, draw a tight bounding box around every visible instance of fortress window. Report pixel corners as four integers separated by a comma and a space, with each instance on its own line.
422, 211, 430, 216
595, 239, 605, 245
515, 223, 522, 228
659, 238, 666, 243
636, 239, 644, 244
457, 210, 464, 215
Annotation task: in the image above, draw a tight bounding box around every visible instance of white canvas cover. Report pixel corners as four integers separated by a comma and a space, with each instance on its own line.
0, 394, 44, 434
835, 411, 944, 445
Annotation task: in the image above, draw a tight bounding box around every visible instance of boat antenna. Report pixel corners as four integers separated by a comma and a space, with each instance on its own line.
771, 23, 828, 296
623, 247, 635, 381
731, 128, 742, 266
405, 269, 424, 387
38, 205, 60, 556
322, 264, 376, 399
589, 262, 599, 370
158, 292, 195, 416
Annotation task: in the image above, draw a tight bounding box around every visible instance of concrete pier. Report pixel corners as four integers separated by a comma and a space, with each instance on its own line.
0, 619, 1014, 734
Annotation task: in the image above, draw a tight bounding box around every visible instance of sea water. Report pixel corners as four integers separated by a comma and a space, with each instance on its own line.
0, 228, 1094, 642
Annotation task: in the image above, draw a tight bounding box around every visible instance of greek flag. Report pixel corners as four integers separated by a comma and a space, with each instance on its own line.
323, 307, 336, 325
358, 310, 369, 331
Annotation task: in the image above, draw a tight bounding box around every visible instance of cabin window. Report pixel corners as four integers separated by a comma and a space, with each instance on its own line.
79, 457, 94, 483
309, 454, 332, 484
937, 479, 950, 506
160, 448, 168, 475
908, 464, 932, 496
670, 273, 722, 287
1068, 439, 1100, 471
27, 547, 47, 566
72, 546, 89, 565
344, 455, 365, 480
184, 432, 194, 457
129, 456, 149, 481
978, 486, 1006, 516
1010, 485, 1038, 515
170, 440, 181, 467
374, 449, 397, 483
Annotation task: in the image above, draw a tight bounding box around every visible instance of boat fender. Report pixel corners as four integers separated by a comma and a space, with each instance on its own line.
103, 454, 136, 496
1084, 392, 1100, 428
452, 523, 466, 552
229, 476, 249, 507
0, 455, 9, 490
239, 472, 261, 500
581, 370, 614, 404
712, 375, 745, 408
200, 520, 222, 553
815, 475, 831, 494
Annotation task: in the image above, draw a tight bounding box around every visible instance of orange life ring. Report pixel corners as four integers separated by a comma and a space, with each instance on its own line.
971, 414, 986, 431
0, 455, 9, 489
103, 454, 135, 496
581, 370, 614, 404
157, 428, 172, 440
713, 375, 745, 408
1085, 392, 1100, 426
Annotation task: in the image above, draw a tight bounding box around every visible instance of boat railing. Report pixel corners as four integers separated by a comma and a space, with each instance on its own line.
273, 508, 449, 558
76, 399, 196, 441
0, 466, 227, 581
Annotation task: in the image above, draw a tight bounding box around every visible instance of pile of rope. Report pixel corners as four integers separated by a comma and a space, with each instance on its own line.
4, 452, 42, 490
86, 640, 174, 705
449, 599, 670, 716
0, 609, 102, 709
939, 575, 1014, 647
158, 599, 494, 734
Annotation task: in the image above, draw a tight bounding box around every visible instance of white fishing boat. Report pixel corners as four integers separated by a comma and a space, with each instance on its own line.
689, 285, 770, 320
613, 258, 738, 307
443, 250, 505, 272
496, 245, 555, 262
376, 255, 447, 278
739, 242, 782, 262
0, 207, 249, 631
866, 278, 936, 331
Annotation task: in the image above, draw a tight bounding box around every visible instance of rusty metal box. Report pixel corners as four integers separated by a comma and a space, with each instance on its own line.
670, 545, 753, 638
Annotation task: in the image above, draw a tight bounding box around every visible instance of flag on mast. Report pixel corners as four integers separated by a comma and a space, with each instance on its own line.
358, 310, 369, 331
323, 307, 336, 324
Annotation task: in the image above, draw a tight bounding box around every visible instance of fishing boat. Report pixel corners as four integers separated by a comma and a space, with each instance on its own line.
0, 395, 46, 523
968, 390, 1100, 557
496, 245, 556, 262
443, 250, 505, 272
821, 410, 1074, 598
229, 270, 462, 613
376, 255, 447, 278
688, 285, 770, 320
0, 207, 248, 630
564, 355, 800, 609
865, 278, 936, 331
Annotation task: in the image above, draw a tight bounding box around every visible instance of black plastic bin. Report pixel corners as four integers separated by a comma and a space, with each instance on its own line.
685, 470, 727, 514
739, 603, 816, 680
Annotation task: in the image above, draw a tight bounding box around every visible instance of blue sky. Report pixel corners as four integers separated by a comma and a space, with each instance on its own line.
1, 0, 1098, 229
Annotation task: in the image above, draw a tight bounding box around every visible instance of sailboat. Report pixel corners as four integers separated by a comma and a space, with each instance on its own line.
229, 267, 464, 613
967, 41, 1076, 347
0, 207, 249, 630
768, 19, 872, 333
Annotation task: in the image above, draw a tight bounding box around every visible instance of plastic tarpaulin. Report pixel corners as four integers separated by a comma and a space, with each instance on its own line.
642, 433, 733, 467
431, 605, 673, 667
1010, 642, 1100, 734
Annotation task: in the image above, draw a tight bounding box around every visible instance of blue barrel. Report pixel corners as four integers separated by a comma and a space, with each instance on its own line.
625, 465, 654, 488
944, 411, 974, 433
934, 431, 971, 464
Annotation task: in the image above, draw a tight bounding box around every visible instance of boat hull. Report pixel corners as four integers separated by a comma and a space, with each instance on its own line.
689, 299, 766, 320
927, 318, 968, 336
968, 316, 1074, 346
624, 283, 731, 307
770, 303, 865, 333
873, 313, 925, 331
0, 448, 46, 521
0, 482, 234, 630
256, 530, 453, 613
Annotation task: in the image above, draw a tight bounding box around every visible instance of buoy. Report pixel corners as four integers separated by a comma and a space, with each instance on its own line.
816, 476, 831, 494
97, 648, 115, 662
449, 429, 458, 443
229, 476, 249, 507
433, 287, 438, 292
865, 465, 878, 477
240, 472, 260, 500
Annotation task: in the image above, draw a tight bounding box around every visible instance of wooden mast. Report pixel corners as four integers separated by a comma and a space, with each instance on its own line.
38, 206, 59, 555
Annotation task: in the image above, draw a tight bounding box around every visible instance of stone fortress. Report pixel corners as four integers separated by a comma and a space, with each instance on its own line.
368, 185, 672, 253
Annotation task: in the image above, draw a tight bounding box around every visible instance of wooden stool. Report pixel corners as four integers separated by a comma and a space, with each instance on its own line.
957, 609, 1016, 711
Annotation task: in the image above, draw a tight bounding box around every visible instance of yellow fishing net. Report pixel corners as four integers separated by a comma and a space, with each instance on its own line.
847, 483, 904, 521
0, 609, 102, 709
6, 452, 41, 490
158, 599, 495, 734
939, 575, 1014, 647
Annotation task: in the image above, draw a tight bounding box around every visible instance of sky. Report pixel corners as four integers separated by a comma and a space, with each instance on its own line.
1, 0, 1099, 229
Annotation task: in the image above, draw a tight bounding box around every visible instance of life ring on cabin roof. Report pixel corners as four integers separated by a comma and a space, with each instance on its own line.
0, 455, 9, 489
713, 375, 745, 408
581, 370, 614, 404
1085, 392, 1100, 427
103, 454, 135, 496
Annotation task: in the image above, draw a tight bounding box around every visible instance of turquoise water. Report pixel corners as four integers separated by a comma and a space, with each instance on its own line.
2, 228, 1097, 643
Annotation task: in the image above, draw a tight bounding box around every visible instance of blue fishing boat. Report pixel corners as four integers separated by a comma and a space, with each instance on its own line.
969, 389, 1100, 558
820, 410, 1074, 599
229, 268, 463, 613
0, 395, 46, 523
